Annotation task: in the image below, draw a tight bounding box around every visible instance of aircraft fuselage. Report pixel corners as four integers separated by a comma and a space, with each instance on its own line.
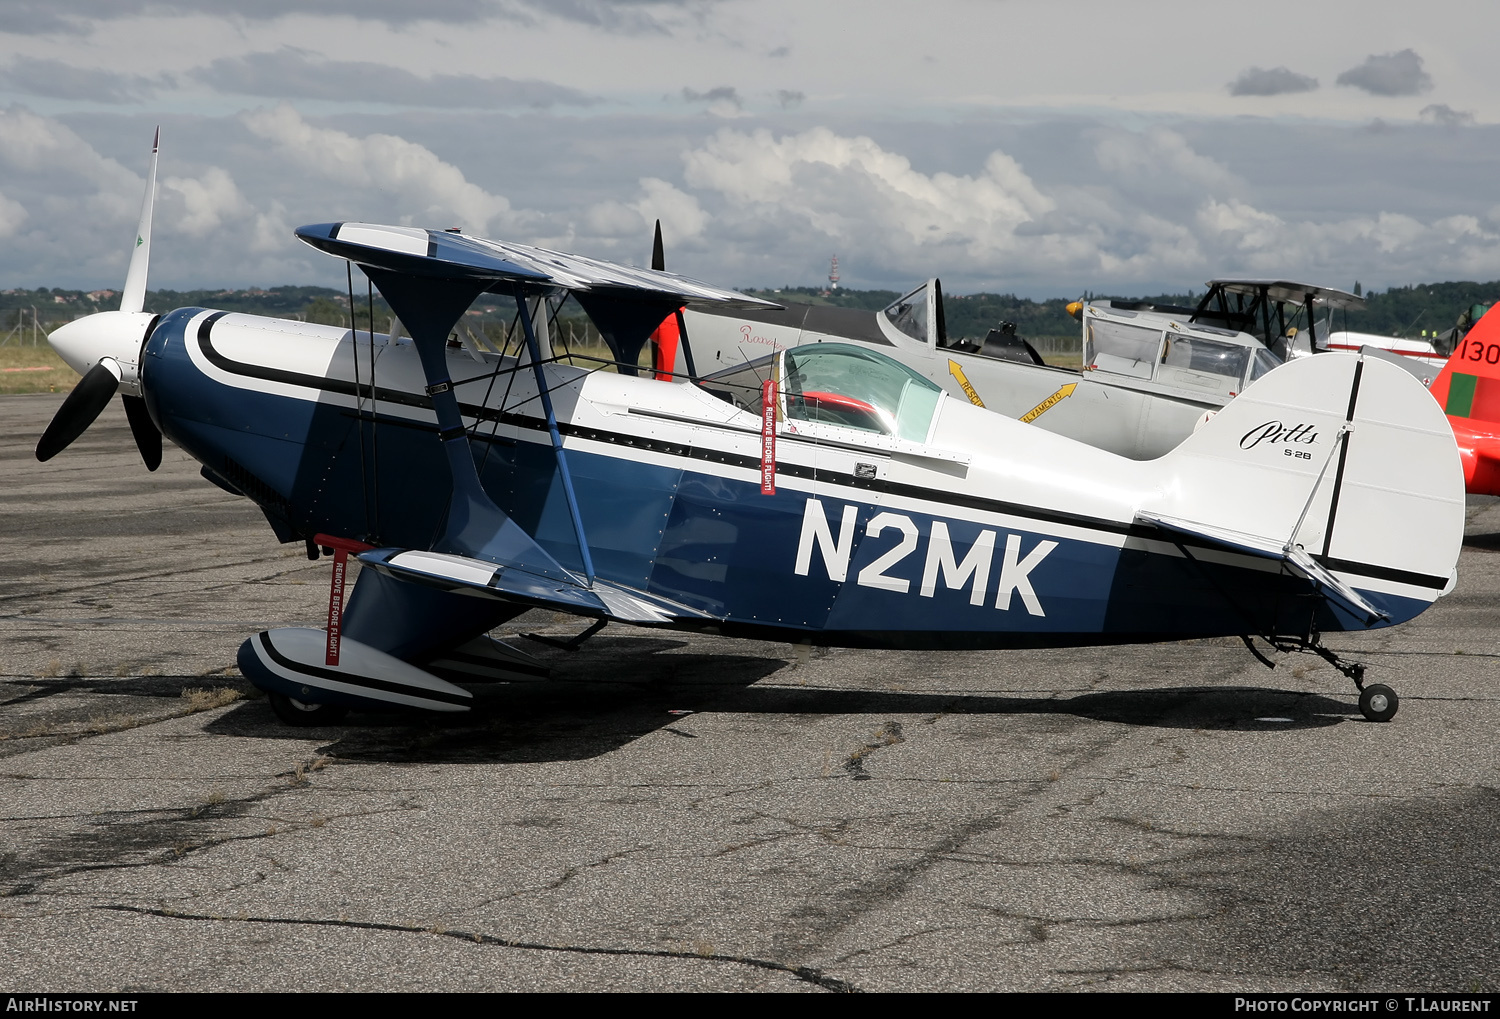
139, 307, 1447, 650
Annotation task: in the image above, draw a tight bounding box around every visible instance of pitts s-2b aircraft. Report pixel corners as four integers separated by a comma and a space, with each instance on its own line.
40, 138, 1464, 725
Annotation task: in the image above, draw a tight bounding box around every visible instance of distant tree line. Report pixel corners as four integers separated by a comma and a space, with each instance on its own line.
740, 279, 1500, 342
7, 277, 1498, 344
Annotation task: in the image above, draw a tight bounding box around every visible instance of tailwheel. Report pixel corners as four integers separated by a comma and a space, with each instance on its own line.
1358, 683, 1399, 723
268, 691, 350, 727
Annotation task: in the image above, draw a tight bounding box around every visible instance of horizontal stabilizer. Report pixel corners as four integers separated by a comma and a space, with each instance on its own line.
1359, 344, 1435, 386
238, 628, 473, 712
1137, 511, 1388, 626
359, 548, 713, 625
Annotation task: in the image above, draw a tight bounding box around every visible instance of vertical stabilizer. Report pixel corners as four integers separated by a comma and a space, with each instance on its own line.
119, 126, 159, 314
1151, 352, 1463, 619
1427, 304, 1500, 493
1430, 304, 1500, 424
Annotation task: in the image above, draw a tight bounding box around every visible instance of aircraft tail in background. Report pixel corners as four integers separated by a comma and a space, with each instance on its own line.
1428, 304, 1500, 495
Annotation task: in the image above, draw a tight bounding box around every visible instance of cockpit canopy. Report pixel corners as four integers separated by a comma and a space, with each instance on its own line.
1084, 310, 1279, 396
699, 342, 945, 442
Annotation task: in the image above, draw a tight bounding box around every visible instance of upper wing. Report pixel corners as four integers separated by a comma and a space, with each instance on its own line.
294, 222, 779, 311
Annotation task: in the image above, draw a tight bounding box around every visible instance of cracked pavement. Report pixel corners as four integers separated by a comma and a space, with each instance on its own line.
2, 393, 1498, 992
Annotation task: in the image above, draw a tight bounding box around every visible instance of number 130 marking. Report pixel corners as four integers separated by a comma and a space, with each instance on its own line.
1465, 340, 1500, 364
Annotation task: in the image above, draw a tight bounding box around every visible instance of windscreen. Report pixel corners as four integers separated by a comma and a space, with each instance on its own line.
784, 343, 943, 441
1249, 347, 1280, 384
1154, 333, 1257, 396
883, 283, 932, 344
1086, 319, 1161, 379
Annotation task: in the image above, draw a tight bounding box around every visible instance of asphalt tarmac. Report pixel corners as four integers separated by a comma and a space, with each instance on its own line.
2, 392, 1497, 993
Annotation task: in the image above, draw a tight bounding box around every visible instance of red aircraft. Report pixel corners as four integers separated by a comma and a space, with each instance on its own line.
1429, 305, 1500, 496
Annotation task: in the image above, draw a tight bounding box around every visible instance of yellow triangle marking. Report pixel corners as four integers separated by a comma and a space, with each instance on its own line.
947, 359, 985, 408
1020, 382, 1077, 423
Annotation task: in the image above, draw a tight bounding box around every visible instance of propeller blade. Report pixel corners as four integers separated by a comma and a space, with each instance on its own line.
121, 394, 161, 471
119, 126, 159, 314
36, 361, 121, 462
651, 219, 665, 272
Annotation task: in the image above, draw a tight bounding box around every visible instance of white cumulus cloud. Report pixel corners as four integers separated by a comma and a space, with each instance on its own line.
0, 108, 276, 285
667, 124, 1500, 292
682, 126, 1053, 270
1095, 127, 1240, 194
0, 190, 27, 237
241, 104, 514, 233
632, 177, 707, 242
163, 167, 252, 237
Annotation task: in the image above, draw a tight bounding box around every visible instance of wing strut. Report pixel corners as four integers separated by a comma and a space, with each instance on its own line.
516, 286, 595, 585
361, 267, 581, 588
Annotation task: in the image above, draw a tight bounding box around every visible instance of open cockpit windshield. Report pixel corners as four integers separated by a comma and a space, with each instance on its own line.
1086, 318, 1161, 379
697, 342, 945, 442
1156, 333, 1251, 395
881, 279, 946, 346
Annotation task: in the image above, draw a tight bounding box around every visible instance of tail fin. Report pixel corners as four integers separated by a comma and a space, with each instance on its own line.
1151, 351, 1463, 614
1428, 305, 1500, 494
1431, 304, 1500, 424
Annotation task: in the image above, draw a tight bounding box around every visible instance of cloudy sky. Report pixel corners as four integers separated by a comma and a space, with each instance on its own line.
2, 0, 1499, 297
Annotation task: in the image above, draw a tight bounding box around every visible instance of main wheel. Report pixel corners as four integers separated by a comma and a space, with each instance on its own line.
268, 691, 350, 726
1358, 683, 1399, 723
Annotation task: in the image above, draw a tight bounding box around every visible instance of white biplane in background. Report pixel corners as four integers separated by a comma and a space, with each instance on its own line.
681, 276, 1368, 460
36, 136, 1464, 726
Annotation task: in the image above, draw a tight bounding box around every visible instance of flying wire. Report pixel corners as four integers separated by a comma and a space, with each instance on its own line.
469, 319, 506, 472
346, 260, 370, 540
367, 275, 381, 541
477, 307, 523, 476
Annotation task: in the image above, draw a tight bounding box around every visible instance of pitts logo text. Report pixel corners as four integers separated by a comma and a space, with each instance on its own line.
1239, 421, 1319, 450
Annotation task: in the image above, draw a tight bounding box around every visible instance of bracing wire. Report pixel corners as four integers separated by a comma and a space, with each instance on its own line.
346, 261, 370, 538
367, 275, 380, 541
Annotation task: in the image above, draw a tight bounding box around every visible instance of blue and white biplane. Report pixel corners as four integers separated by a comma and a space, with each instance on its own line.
39, 135, 1464, 725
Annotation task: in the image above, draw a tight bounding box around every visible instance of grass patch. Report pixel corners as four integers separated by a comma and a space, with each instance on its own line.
180, 687, 244, 712
288, 755, 332, 786
0, 345, 79, 394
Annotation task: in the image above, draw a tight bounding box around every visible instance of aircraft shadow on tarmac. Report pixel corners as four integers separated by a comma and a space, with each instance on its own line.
1463, 531, 1500, 552
201, 634, 1358, 765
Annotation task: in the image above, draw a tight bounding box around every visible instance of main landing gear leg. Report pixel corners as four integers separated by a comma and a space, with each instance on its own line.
520, 617, 607, 653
